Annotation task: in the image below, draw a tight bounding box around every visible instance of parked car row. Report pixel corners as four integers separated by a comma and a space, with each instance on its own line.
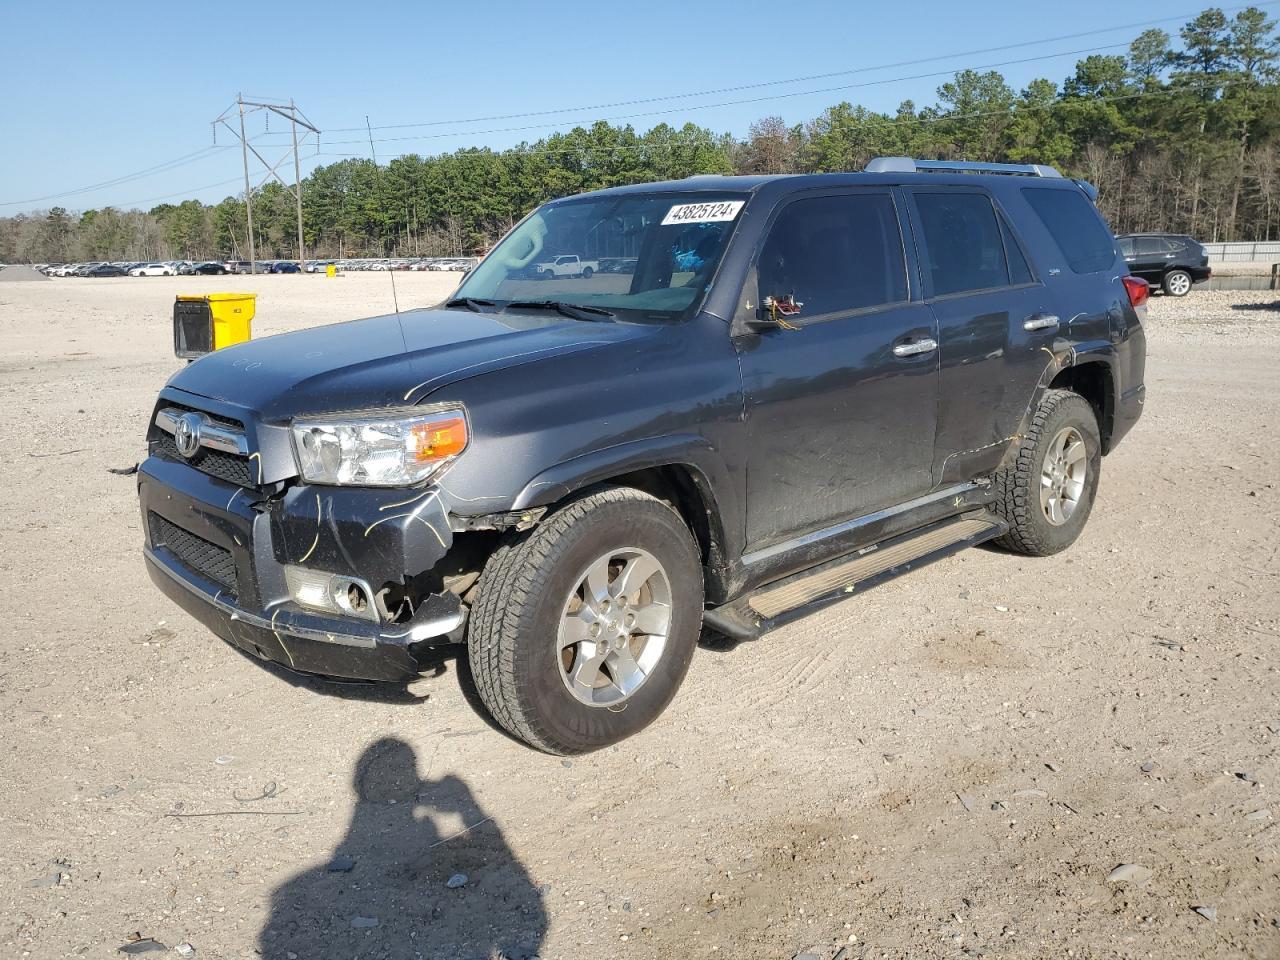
37, 259, 306, 278
334, 257, 477, 272
32, 256, 478, 278
39, 260, 220, 277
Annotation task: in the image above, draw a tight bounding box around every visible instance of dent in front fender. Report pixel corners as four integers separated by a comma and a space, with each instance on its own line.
269, 484, 453, 588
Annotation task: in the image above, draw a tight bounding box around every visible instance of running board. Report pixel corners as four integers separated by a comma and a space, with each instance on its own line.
703, 512, 1006, 642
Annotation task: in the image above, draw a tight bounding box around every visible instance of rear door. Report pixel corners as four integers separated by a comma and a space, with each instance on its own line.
906, 188, 1059, 484
736, 188, 939, 552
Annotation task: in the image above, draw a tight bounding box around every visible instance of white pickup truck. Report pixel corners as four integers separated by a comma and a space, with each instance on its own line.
534, 254, 598, 278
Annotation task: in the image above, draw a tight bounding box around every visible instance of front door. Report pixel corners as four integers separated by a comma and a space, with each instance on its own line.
736, 188, 939, 554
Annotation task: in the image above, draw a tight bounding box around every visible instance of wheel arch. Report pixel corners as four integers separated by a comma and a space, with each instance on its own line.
511, 436, 737, 602
1049, 359, 1115, 453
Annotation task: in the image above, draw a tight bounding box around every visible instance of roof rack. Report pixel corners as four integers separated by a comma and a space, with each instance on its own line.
864, 156, 1063, 179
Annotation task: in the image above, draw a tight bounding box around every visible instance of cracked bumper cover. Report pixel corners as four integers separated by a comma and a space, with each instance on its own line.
138, 456, 465, 683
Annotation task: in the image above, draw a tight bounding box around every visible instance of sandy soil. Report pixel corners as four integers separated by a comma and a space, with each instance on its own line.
0, 274, 1277, 960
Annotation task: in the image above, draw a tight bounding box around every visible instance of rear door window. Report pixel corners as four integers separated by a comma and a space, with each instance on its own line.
1136, 238, 1169, 256
1022, 187, 1116, 274
999, 217, 1035, 285
914, 192, 1010, 296
757, 192, 907, 317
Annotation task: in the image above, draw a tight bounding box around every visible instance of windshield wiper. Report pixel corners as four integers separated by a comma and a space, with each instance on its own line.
444, 297, 496, 313
504, 300, 615, 321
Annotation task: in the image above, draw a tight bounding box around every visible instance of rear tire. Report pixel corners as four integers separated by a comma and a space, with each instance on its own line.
581, 266, 594, 278
990, 389, 1101, 556
468, 486, 703, 754
1162, 269, 1192, 296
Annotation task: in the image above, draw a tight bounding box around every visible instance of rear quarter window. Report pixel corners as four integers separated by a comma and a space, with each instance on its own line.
1022, 187, 1116, 274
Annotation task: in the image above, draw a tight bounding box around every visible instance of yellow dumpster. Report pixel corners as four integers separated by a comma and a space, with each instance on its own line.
173, 292, 256, 359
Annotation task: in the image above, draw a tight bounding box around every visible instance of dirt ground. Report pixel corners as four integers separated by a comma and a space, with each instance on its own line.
1, 273, 1277, 960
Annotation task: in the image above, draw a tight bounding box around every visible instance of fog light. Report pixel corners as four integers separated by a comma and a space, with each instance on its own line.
283, 566, 379, 622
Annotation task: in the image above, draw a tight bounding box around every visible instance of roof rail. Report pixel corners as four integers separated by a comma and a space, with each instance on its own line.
864, 156, 1063, 179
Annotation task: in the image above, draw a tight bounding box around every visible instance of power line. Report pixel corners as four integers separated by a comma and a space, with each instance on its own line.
297, 40, 1139, 148
0, 147, 233, 207
311, 2, 1278, 135
43, 77, 1255, 213
79, 77, 1247, 214
14, 6, 1271, 214
114, 176, 247, 209
310, 78, 1249, 166
10, 3, 1272, 211
0, 127, 281, 209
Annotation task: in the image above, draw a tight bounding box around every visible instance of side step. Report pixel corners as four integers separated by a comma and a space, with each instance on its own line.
703, 512, 1006, 642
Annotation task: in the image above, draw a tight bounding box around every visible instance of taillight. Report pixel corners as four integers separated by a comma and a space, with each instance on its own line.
1123, 275, 1149, 308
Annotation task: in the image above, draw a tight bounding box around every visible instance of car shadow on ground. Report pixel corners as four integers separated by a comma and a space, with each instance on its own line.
239, 629, 741, 731
1231, 300, 1280, 310
259, 737, 547, 960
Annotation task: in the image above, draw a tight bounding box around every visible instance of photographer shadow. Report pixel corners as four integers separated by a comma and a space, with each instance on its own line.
260, 737, 546, 960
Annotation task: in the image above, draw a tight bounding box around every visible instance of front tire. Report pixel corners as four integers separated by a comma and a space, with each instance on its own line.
468, 486, 703, 754
990, 389, 1101, 556
1162, 269, 1192, 296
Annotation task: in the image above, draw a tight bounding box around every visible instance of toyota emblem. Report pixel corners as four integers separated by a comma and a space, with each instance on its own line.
173, 412, 203, 459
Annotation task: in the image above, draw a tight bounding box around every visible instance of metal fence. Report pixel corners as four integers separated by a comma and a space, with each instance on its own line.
1202, 241, 1280, 262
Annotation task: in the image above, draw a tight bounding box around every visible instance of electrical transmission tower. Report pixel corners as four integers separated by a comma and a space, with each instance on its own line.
212, 95, 320, 274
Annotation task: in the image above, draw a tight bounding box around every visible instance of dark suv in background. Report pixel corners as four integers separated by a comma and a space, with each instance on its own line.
1116, 232, 1211, 296
138, 157, 1147, 754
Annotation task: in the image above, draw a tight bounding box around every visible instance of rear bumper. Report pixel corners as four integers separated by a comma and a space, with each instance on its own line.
138, 455, 464, 683
1111, 382, 1145, 449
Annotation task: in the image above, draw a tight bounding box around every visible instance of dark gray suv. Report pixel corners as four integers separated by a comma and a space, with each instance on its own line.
138, 157, 1147, 753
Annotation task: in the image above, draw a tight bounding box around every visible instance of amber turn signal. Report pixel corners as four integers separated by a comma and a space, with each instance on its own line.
410, 416, 469, 462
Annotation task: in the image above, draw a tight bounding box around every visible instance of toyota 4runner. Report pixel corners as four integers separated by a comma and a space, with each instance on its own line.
138, 157, 1147, 754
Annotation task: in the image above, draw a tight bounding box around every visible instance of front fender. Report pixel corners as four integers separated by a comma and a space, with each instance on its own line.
511, 433, 735, 517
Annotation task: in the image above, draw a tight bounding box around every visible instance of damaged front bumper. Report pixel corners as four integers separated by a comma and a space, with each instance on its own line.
138, 452, 465, 683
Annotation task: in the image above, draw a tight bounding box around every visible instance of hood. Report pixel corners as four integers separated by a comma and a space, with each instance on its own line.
167, 306, 651, 421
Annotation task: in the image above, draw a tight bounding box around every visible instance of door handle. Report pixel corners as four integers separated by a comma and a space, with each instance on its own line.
1023, 313, 1060, 332
892, 338, 938, 358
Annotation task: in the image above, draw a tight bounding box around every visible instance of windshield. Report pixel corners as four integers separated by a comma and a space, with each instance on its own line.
455, 192, 749, 320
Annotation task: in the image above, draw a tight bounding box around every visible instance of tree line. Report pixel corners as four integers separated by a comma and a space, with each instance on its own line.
3, 6, 1277, 265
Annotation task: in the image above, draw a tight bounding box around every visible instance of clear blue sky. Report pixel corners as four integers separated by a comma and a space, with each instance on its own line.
0, 0, 1216, 214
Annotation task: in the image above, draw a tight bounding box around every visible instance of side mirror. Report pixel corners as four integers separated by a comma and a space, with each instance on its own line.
743, 293, 803, 332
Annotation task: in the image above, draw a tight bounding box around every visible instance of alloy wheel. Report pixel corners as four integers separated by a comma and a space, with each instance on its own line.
558, 547, 671, 707
1040, 426, 1088, 526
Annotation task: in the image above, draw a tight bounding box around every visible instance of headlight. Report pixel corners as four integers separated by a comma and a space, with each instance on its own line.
291, 406, 469, 486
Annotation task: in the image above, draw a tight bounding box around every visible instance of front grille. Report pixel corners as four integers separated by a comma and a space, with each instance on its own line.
149, 513, 238, 595
153, 433, 257, 487
164, 401, 244, 431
